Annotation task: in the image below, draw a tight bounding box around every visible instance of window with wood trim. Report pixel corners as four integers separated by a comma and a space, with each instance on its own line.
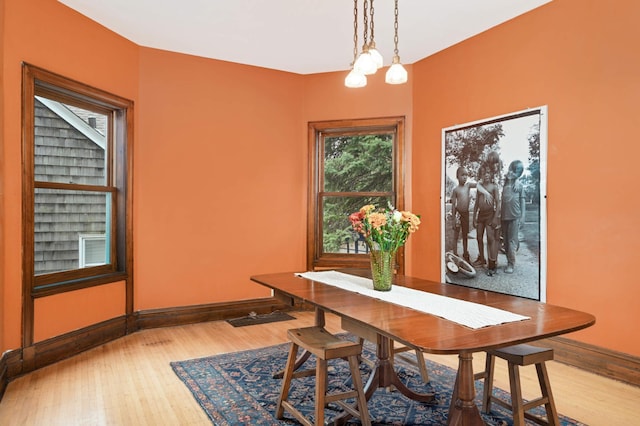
22, 64, 133, 295
307, 117, 406, 272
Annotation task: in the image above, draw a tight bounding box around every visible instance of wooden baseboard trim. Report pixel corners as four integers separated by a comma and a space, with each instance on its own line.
0, 350, 19, 401
532, 336, 640, 387
0, 354, 4, 400
29, 317, 127, 374
1, 316, 127, 398
134, 297, 293, 331
0, 297, 292, 395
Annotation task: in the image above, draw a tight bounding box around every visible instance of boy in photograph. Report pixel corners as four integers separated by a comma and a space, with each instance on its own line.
450, 166, 472, 262
501, 160, 526, 274
473, 165, 500, 271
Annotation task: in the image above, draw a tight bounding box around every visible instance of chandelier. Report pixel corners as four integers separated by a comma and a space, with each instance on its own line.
345, 0, 407, 88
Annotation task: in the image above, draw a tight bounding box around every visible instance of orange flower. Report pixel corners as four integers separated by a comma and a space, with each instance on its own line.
401, 211, 421, 232
368, 212, 387, 230
348, 211, 366, 234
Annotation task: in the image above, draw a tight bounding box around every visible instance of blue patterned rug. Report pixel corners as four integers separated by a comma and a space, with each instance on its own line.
171, 336, 584, 425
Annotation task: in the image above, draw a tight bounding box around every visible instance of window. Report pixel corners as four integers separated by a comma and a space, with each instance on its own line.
22, 64, 133, 294
307, 117, 405, 271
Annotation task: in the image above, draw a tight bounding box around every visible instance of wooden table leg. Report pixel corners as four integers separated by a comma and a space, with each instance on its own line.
376, 334, 434, 402
333, 332, 434, 425
340, 317, 434, 403
447, 352, 485, 426
314, 308, 326, 327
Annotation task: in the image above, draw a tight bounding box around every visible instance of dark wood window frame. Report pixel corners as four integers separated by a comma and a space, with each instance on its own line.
307, 116, 406, 272
21, 63, 134, 345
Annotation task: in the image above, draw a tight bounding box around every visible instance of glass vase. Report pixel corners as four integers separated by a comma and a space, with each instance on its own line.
370, 250, 396, 291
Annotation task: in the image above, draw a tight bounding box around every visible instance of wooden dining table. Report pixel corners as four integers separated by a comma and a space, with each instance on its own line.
250, 269, 595, 426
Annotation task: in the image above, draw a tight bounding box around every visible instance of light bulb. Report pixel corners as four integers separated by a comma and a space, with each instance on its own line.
345, 69, 367, 88
385, 56, 408, 84
368, 44, 384, 69
354, 51, 377, 75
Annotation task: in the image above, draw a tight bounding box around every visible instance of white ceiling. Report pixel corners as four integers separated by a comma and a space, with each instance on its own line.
58, 0, 552, 75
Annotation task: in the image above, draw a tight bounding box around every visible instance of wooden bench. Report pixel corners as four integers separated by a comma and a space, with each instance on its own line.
275, 326, 371, 426
475, 344, 559, 426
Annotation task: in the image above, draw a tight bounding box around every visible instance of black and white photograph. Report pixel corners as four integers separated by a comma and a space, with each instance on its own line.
441, 107, 547, 300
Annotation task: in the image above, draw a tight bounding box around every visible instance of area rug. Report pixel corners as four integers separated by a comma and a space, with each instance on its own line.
171, 336, 584, 425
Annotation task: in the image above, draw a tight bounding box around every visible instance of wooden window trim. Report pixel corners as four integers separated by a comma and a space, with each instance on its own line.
21, 63, 134, 345
307, 116, 406, 272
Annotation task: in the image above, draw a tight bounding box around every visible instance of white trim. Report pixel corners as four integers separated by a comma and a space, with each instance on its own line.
35, 96, 107, 149
79, 234, 107, 268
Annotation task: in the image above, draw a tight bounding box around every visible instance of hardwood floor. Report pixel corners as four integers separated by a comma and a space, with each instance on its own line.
1, 311, 638, 425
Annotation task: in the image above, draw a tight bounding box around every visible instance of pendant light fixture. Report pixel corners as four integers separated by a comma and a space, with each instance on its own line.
353, 0, 377, 75
345, 0, 367, 88
385, 0, 408, 84
345, 0, 407, 87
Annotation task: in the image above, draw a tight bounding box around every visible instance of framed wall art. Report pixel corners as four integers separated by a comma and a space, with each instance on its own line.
441, 107, 547, 301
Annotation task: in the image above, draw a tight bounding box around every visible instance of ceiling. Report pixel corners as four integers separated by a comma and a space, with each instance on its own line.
58, 0, 552, 75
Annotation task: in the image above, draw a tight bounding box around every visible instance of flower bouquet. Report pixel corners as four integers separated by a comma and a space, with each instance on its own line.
349, 204, 420, 290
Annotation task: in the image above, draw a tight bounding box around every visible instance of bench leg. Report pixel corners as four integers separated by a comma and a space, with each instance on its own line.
315, 358, 327, 426
507, 363, 525, 426
276, 342, 299, 419
536, 362, 559, 426
348, 354, 371, 426
481, 353, 495, 413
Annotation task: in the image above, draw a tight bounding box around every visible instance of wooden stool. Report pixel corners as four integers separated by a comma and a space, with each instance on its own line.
475, 344, 559, 426
276, 326, 371, 426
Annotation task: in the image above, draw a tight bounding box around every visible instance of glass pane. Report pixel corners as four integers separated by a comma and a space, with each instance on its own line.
34, 189, 111, 275
34, 96, 108, 185
323, 134, 393, 192
322, 195, 392, 254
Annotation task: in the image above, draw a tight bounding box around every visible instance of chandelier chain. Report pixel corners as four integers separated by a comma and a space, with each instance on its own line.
393, 0, 399, 55
369, 0, 375, 44
362, 0, 369, 49
352, 0, 359, 63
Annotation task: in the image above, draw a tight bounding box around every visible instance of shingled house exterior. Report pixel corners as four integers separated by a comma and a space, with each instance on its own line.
33, 97, 108, 275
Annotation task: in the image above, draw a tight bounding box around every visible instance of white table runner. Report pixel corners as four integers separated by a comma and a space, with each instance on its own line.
295, 270, 529, 329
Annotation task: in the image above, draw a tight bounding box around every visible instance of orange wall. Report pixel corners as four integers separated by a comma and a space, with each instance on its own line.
302, 69, 413, 123
134, 49, 306, 309
33, 282, 125, 341
2, 0, 639, 359
0, 0, 6, 352
133, 54, 415, 309
411, 0, 640, 356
